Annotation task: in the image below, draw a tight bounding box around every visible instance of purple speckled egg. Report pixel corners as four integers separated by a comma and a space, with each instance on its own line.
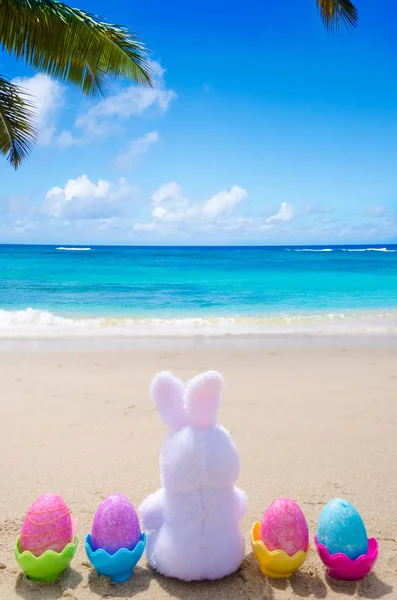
91, 494, 140, 555
260, 498, 309, 556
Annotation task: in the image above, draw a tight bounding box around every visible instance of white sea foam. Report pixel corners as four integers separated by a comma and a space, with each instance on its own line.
342, 248, 397, 252
291, 247, 396, 253
0, 308, 397, 338
56, 247, 92, 251
293, 248, 333, 252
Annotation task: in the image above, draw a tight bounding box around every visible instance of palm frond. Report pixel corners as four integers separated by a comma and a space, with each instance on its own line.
0, 74, 37, 168
316, 0, 358, 31
0, 0, 152, 97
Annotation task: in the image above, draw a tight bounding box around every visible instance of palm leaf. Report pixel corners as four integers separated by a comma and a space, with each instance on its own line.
0, 74, 37, 168
0, 0, 152, 97
316, 0, 358, 31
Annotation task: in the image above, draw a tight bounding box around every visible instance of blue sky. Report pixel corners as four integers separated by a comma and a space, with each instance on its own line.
0, 0, 396, 245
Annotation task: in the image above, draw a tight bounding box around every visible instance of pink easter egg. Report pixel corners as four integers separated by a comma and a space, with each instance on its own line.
260, 498, 309, 556
20, 493, 73, 557
91, 494, 140, 555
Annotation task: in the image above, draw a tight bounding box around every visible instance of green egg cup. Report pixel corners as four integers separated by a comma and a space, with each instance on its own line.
14, 535, 79, 582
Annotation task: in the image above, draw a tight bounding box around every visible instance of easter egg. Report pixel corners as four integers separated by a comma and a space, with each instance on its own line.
260, 498, 309, 556
20, 494, 73, 557
91, 494, 140, 555
317, 498, 368, 560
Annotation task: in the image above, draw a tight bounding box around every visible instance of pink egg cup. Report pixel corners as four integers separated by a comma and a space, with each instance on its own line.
314, 536, 378, 581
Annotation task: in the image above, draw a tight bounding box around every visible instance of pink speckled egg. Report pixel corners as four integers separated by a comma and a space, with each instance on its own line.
20, 494, 73, 557
260, 498, 309, 556
91, 494, 140, 555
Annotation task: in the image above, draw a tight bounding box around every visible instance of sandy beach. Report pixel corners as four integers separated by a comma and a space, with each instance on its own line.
0, 338, 396, 599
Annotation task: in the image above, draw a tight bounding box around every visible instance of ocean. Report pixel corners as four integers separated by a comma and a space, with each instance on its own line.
0, 244, 396, 337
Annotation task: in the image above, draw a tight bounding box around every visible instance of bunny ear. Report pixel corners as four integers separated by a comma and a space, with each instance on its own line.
186, 370, 223, 428
151, 371, 187, 431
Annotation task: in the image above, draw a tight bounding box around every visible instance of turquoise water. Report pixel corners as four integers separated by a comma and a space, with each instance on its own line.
0, 244, 396, 336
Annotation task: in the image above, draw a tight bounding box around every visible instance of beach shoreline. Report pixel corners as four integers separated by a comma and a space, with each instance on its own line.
1, 331, 397, 352
1, 306, 397, 340
0, 339, 396, 598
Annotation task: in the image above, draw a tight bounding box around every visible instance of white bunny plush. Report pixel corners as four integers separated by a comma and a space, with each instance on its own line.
139, 370, 247, 581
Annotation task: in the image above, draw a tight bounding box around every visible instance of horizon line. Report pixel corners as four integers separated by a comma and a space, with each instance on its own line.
0, 242, 396, 249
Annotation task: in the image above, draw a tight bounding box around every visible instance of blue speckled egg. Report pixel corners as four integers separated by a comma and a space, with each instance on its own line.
317, 498, 368, 560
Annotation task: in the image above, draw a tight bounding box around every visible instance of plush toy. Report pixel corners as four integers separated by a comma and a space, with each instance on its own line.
139, 370, 247, 581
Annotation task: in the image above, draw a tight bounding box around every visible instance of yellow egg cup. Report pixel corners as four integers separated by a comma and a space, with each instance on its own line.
250, 522, 310, 578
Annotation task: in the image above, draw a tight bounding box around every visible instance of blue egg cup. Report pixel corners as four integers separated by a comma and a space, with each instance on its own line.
85, 532, 146, 583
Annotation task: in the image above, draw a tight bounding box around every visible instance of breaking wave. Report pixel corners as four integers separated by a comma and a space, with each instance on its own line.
56, 247, 92, 251
290, 247, 396, 253
341, 248, 397, 252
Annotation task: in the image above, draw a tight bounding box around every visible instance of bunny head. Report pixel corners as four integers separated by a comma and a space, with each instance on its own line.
151, 370, 240, 493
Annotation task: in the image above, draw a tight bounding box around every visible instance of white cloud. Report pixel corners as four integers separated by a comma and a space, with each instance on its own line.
3, 182, 397, 244
150, 61, 167, 79
133, 221, 157, 231
56, 130, 82, 149
150, 182, 191, 223
202, 186, 247, 219
217, 216, 256, 231
134, 183, 248, 231
152, 182, 183, 204
365, 205, 387, 218
74, 61, 176, 139
12, 62, 174, 152
134, 190, 342, 240
42, 175, 137, 219
266, 202, 294, 223
115, 131, 159, 170
13, 74, 64, 145
256, 223, 276, 231
303, 202, 332, 216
